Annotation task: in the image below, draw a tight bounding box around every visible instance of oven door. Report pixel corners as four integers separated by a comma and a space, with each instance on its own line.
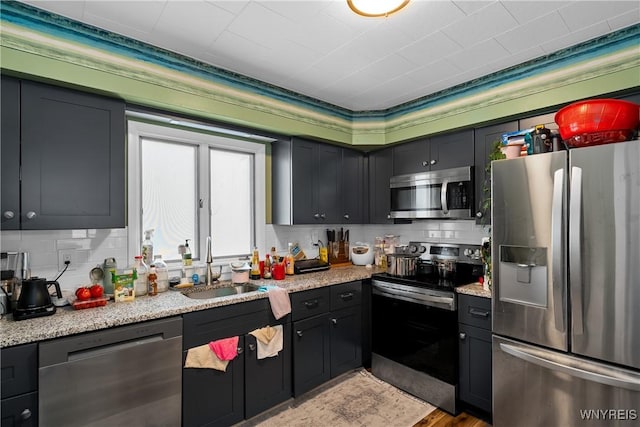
371, 284, 458, 385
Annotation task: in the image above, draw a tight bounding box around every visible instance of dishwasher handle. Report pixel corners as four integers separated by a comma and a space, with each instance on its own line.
40, 317, 183, 367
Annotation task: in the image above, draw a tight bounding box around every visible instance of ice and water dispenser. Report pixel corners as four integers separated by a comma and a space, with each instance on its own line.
499, 245, 548, 307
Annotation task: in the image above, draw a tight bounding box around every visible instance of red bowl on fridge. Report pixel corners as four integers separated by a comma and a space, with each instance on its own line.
554, 99, 639, 147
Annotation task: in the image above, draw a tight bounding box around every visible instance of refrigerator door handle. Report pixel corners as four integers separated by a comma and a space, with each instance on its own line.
551, 168, 566, 332
441, 181, 449, 214
499, 342, 640, 392
569, 166, 584, 334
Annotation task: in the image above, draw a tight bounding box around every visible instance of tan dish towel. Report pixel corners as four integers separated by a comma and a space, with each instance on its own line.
184, 343, 229, 372
268, 286, 291, 320
249, 325, 283, 359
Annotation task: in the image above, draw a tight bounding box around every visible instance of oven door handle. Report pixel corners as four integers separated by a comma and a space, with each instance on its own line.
372, 282, 454, 310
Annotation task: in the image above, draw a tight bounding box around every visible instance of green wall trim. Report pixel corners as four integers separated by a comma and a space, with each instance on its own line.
1, 2, 639, 146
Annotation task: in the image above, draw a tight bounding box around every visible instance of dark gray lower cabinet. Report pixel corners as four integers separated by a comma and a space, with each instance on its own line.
292, 282, 362, 397
1, 343, 38, 427
182, 300, 291, 427
458, 294, 492, 414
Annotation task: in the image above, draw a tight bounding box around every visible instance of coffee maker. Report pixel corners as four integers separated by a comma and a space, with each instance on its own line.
1, 251, 62, 320
1, 251, 30, 314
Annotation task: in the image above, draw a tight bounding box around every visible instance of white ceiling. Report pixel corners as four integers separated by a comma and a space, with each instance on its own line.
19, 0, 640, 111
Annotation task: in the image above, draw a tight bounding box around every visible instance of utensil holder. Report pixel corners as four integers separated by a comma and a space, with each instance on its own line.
328, 241, 350, 264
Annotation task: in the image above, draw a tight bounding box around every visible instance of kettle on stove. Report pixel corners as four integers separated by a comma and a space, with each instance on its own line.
13, 277, 62, 321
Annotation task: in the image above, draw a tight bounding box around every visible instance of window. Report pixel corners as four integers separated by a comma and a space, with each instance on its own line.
128, 119, 266, 265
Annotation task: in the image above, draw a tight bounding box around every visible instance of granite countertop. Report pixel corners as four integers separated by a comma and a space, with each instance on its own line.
1, 265, 378, 348
456, 282, 492, 299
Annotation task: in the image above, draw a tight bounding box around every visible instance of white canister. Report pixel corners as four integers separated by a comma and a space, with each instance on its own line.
230, 261, 251, 284
351, 243, 374, 266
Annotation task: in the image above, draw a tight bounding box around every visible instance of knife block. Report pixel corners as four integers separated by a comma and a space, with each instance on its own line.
328, 241, 349, 265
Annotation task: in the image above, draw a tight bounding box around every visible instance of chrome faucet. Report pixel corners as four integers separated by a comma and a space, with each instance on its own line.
205, 236, 214, 286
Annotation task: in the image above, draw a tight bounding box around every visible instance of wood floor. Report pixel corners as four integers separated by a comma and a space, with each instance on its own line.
413, 409, 490, 427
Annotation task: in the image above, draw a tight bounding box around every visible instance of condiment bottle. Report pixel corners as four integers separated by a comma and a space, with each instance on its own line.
270, 246, 278, 263
153, 254, 169, 292
250, 247, 261, 280
147, 266, 158, 296
263, 254, 272, 279
132, 255, 148, 296
285, 243, 295, 275
181, 239, 192, 266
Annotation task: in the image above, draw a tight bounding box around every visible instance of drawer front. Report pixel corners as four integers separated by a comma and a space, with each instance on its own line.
458, 294, 491, 330
291, 287, 330, 321
1, 344, 37, 399
330, 281, 362, 311
1, 391, 38, 427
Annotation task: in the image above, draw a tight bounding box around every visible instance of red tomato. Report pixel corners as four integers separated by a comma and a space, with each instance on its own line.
89, 284, 104, 298
76, 287, 91, 301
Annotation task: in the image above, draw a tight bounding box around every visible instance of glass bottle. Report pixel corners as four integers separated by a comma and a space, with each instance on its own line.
270, 246, 278, 264
153, 254, 169, 293
147, 266, 158, 296
250, 247, 261, 280
182, 239, 192, 266
263, 254, 272, 279
132, 255, 148, 296
285, 243, 295, 275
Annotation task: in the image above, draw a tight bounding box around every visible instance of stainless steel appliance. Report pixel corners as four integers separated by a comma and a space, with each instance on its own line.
492, 140, 640, 427
39, 317, 183, 427
390, 166, 473, 219
371, 243, 483, 414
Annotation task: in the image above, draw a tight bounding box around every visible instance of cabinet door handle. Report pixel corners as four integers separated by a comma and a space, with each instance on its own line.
237, 346, 244, 354
476, 211, 483, 218
304, 300, 319, 309
339, 292, 354, 301
296, 330, 303, 337
248, 343, 256, 351
314, 213, 320, 219
469, 308, 490, 317
459, 333, 466, 340
3, 211, 14, 219
386, 214, 391, 219
343, 214, 350, 220
26, 211, 37, 220
331, 318, 337, 325
430, 159, 437, 165
20, 409, 32, 420
422, 161, 429, 167
320, 213, 326, 219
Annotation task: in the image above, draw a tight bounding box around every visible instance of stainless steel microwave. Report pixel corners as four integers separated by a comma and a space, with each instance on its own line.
390, 166, 474, 219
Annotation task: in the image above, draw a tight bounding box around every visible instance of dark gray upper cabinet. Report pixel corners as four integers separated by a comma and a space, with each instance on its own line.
367, 147, 393, 224
1, 78, 125, 230
392, 129, 474, 175
1, 76, 21, 230
341, 148, 365, 223
473, 121, 518, 224
19, 81, 125, 229
272, 138, 365, 225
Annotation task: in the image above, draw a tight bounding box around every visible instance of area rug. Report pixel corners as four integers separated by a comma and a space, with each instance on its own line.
248, 369, 436, 427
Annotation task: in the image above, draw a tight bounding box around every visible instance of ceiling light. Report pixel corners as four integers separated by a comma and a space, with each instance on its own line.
347, 0, 410, 17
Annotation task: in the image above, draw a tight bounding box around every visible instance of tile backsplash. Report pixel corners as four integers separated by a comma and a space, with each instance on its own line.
1, 220, 488, 291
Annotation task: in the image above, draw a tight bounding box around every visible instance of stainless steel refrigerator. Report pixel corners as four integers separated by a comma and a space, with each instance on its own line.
492, 140, 640, 427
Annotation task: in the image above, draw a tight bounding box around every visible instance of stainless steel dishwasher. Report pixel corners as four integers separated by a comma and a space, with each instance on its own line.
39, 317, 182, 427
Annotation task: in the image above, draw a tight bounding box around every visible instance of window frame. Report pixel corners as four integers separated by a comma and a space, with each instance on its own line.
127, 119, 266, 268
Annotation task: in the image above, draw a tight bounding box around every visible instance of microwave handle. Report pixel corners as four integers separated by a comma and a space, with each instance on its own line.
441, 181, 449, 214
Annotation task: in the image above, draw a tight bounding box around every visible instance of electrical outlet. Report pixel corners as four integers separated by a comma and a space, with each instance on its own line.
58, 250, 77, 271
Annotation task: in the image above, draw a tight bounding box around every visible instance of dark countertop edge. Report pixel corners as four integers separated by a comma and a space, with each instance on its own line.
0, 265, 377, 348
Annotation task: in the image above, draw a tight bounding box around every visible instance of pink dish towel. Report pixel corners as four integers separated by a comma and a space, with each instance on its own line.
268, 286, 291, 320
208, 336, 239, 361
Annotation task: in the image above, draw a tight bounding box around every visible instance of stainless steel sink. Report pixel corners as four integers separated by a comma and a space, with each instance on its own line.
182, 283, 261, 299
